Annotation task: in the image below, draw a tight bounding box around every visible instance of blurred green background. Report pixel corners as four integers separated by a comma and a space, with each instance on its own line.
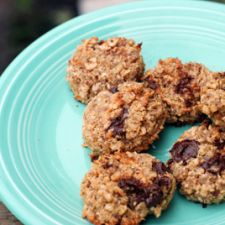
0, 0, 225, 74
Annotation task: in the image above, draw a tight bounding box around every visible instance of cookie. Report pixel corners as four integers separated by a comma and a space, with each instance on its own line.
142, 58, 210, 124
83, 81, 167, 158
168, 122, 225, 204
67, 37, 144, 104
200, 72, 225, 129
81, 152, 176, 225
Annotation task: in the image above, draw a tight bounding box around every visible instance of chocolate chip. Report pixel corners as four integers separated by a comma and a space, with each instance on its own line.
118, 178, 164, 208
145, 78, 159, 90
118, 179, 145, 208
201, 153, 225, 175
158, 176, 171, 188
152, 161, 169, 175
214, 139, 225, 150
118, 178, 140, 192
109, 87, 118, 93
201, 155, 220, 174
174, 72, 199, 109
202, 203, 208, 208
175, 75, 193, 95
145, 186, 164, 208
199, 114, 210, 123
170, 139, 199, 164
106, 108, 128, 137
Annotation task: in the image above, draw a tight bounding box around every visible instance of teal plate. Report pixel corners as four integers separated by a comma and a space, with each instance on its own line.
1, 0, 225, 224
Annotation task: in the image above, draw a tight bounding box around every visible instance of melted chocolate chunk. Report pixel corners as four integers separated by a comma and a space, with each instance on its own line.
152, 161, 169, 175
158, 176, 171, 188
109, 87, 118, 93
174, 72, 199, 108
106, 108, 128, 137
119, 178, 140, 191
118, 179, 146, 208
145, 78, 159, 90
175, 75, 193, 95
214, 139, 225, 150
201, 155, 219, 173
170, 140, 199, 164
118, 178, 164, 208
145, 186, 164, 208
201, 153, 225, 174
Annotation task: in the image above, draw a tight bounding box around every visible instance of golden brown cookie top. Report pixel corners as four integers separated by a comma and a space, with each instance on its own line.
142, 58, 211, 124
67, 37, 144, 103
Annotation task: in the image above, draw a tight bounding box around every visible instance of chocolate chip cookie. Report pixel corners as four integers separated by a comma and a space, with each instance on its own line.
81, 152, 176, 225
67, 37, 144, 104
142, 58, 210, 124
168, 122, 225, 204
200, 72, 225, 129
83, 81, 167, 159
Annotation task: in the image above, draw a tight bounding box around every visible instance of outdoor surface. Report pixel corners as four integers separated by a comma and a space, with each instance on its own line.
0, 0, 225, 224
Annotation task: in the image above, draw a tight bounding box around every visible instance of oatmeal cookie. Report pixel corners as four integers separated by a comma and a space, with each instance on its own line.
67, 37, 144, 104
142, 58, 210, 124
200, 72, 225, 129
81, 152, 176, 225
168, 122, 225, 204
83, 81, 167, 158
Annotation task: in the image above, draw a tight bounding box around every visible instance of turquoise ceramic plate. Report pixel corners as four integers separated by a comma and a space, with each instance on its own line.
1, 0, 225, 224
